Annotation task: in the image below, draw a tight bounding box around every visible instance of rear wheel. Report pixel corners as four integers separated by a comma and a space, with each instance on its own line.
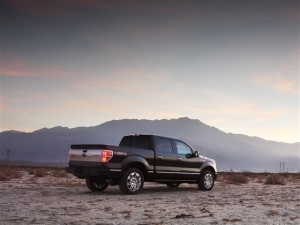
198, 170, 214, 191
119, 168, 144, 195
166, 182, 180, 188
86, 177, 109, 192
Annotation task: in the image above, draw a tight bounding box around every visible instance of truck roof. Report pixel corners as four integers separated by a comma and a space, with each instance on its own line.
123, 134, 186, 142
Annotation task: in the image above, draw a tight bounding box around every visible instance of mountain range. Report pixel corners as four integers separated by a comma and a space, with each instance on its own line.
1, 117, 299, 172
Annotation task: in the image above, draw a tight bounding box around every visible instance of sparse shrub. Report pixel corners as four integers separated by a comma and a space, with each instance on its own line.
287, 175, 294, 182
227, 174, 248, 184
222, 218, 242, 222
215, 174, 225, 184
34, 168, 48, 177
29, 176, 37, 183
242, 170, 252, 177
104, 206, 113, 211
264, 174, 285, 185
11, 170, 22, 179
266, 210, 279, 216
26, 169, 35, 175
51, 169, 69, 178
256, 178, 264, 183
0, 172, 10, 181
290, 216, 300, 221
0, 167, 22, 181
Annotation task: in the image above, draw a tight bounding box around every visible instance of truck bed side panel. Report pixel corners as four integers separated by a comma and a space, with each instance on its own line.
69, 145, 154, 171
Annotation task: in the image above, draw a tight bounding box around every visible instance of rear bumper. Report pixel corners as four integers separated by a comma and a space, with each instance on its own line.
66, 166, 121, 178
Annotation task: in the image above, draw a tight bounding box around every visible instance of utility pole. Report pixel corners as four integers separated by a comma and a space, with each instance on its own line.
5, 149, 11, 165
279, 162, 286, 173
279, 162, 281, 173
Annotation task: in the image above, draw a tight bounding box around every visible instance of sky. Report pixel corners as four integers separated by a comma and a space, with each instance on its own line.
0, 0, 299, 143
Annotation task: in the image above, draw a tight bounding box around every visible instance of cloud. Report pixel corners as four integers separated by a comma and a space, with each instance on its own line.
4, 0, 189, 17
74, 69, 289, 123
0, 54, 73, 78
70, 66, 173, 93
3, 0, 83, 17
0, 92, 58, 115
0, 98, 25, 114
251, 51, 299, 94
252, 70, 298, 94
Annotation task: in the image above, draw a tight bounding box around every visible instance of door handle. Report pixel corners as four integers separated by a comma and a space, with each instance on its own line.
158, 155, 162, 159
177, 157, 182, 161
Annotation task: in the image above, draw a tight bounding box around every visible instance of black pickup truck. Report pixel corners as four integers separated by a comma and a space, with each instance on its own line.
66, 134, 217, 195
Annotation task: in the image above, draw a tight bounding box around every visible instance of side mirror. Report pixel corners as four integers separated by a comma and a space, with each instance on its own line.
194, 151, 199, 157
185, 153, 192, 158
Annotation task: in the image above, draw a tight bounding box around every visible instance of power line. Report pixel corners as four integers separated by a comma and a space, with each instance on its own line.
285, 164, 300, 167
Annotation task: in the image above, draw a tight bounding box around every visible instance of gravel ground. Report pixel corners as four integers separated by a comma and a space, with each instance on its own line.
0, 170, 300, 225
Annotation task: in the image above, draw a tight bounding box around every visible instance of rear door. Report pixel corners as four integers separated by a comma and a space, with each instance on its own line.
174, 140, 201, 179
154, 137, 177, 179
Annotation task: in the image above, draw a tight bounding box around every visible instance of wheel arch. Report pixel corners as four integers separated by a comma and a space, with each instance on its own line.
200, 162, 217, 180
121, 155, 149, 179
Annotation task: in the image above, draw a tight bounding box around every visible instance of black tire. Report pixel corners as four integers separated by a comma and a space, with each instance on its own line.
119, 168, 144, 195
166, 182, 180, 188
86, 177, 109, 192
198, 170, 214, 191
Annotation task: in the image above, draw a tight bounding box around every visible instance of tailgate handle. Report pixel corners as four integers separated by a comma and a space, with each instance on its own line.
157, 155, 162, 159
83, 149, 88, 152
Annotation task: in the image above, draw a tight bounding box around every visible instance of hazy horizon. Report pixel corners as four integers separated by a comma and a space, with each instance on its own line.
1, 117, 299, 144
1, 0, 299, 143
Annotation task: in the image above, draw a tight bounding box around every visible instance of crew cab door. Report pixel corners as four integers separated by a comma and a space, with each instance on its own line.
154, 137, 177, 179
174, 140, 201, 180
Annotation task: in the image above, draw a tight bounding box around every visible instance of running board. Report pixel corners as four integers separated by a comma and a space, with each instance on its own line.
154, 180, 196, 182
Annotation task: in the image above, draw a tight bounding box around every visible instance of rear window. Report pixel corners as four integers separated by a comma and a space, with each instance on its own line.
119, 136, 132, 147
119, 136, 150, 150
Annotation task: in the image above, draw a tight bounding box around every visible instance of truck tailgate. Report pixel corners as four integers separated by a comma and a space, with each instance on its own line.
69, 144, 108, 162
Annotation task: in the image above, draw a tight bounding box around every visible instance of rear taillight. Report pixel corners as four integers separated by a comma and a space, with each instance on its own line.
100, 150, 113, 162
68, 150, 71, 161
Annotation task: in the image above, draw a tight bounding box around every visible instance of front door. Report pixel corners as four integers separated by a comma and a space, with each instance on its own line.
174, 140, 201, 180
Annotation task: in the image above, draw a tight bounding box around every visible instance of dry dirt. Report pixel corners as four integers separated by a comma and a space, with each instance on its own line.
0, 168, 300, 225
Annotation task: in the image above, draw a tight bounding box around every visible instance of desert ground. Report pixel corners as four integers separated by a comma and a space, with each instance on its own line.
0, 166, 299, 225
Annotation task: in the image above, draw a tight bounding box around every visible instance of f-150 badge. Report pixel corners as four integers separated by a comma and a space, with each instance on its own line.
114, 151, 126, 155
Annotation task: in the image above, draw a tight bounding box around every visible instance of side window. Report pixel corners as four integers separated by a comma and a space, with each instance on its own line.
119, 136, 132, 147
175, 141, 192, 155
138, 136, 150, 150
156, 138, 173, 153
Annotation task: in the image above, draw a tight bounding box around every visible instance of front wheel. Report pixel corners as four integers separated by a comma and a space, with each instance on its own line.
166, 182, 180, 188
119, 168, 144, 195
198, 170, 214, 191
86, 177, 109, 192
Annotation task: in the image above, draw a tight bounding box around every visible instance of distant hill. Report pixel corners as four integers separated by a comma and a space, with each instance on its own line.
0, 117, 299, 172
